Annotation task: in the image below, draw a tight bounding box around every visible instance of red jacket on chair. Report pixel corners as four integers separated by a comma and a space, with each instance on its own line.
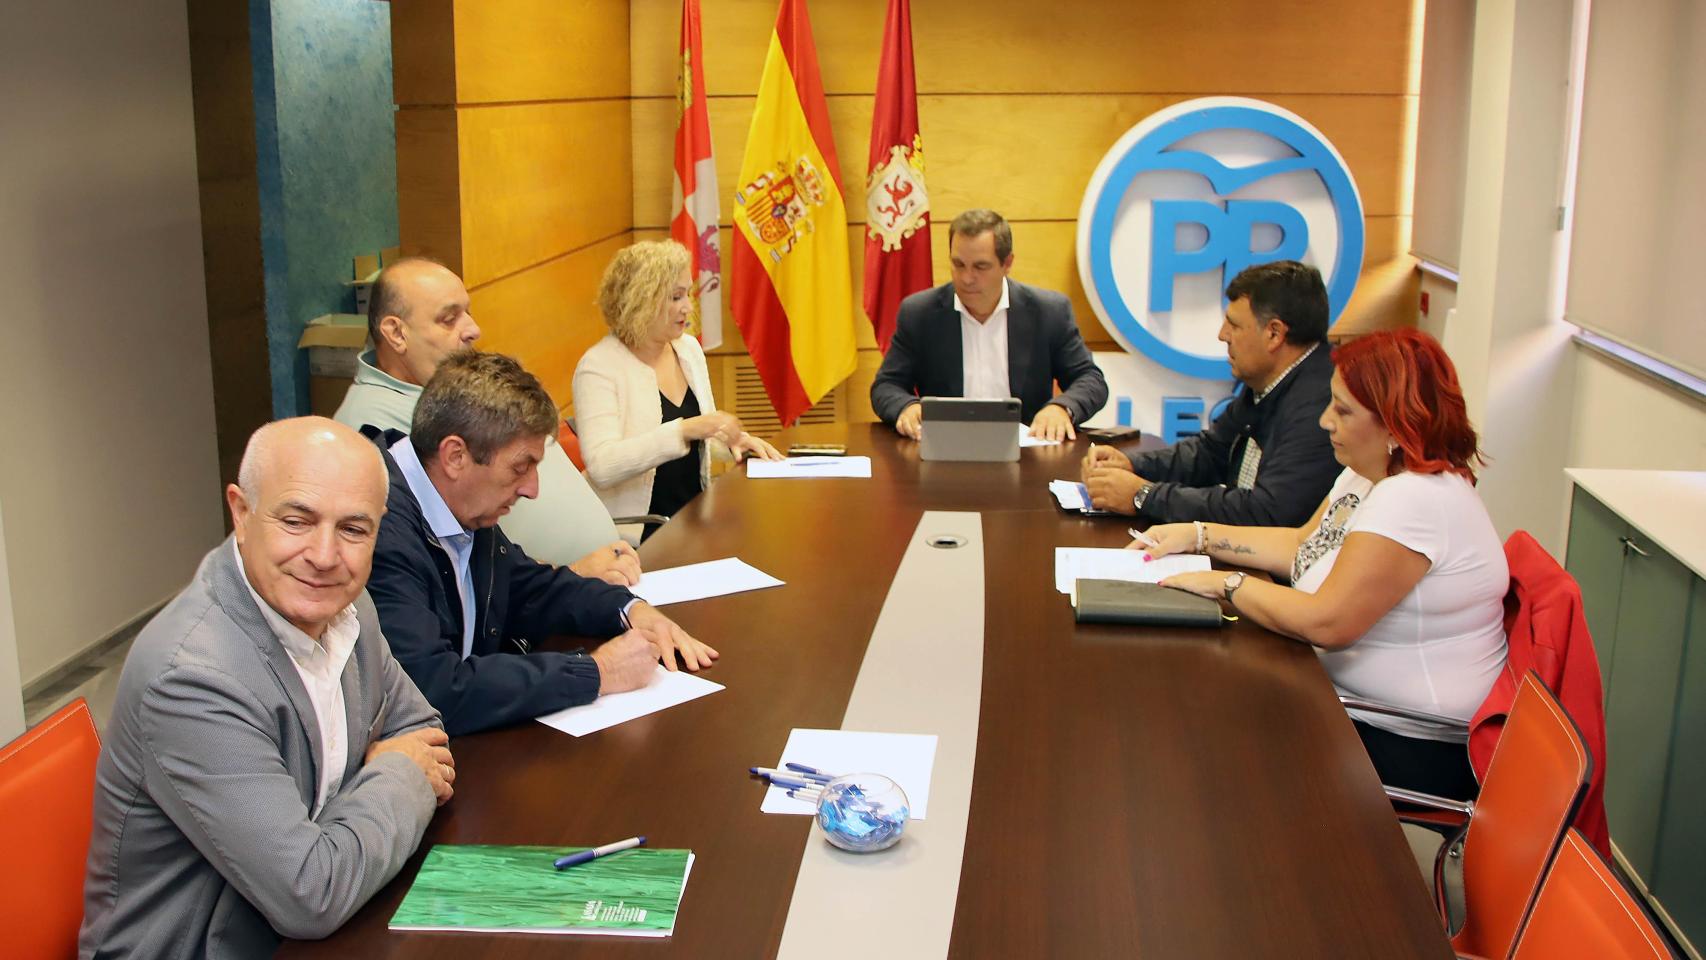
1470, 531, 1610, 855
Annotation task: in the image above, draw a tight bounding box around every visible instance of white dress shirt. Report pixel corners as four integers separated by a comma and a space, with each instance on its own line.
955, 278, 1012, 401
232, 540, 358, 818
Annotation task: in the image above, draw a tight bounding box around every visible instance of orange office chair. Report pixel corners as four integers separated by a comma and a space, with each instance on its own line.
558, 417, 589, 471
0, 698, 103, 959
1511, 829, 1675, 959
1373, 672, 1591, 960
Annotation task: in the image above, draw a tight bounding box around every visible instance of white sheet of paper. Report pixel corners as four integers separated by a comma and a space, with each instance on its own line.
760, 729, 939, 819
1052, 547, 1212, 594
747, 456, 872, 479
1019, 425, 1062, 447
628, 557, 784, 606
535, 666, 723, 737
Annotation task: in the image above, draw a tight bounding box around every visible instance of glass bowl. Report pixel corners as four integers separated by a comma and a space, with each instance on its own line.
814, 773, 910, 853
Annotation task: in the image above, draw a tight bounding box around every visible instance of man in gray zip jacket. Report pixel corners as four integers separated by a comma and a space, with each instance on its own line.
79, 418, 454, 958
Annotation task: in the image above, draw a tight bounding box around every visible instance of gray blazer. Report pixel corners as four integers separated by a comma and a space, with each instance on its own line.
869, 279, 1109, 426
79, 538, 442, 959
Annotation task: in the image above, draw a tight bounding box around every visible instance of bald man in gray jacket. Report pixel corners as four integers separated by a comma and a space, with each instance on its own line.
79, 418, 454, 958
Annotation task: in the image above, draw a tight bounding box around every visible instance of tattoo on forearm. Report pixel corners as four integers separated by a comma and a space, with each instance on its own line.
1210, 538, 1255, 556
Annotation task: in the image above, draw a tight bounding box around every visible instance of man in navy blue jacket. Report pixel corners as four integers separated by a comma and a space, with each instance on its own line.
366, 351, 717, 736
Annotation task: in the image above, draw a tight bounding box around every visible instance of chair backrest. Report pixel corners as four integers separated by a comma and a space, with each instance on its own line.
1454, 671, 1592, 960
559, 417, 587, 471
0, 698, 102, 959
1512, 829, 1674, 960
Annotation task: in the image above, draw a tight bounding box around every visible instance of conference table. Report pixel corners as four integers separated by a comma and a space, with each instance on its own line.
279, 423, 1454, 959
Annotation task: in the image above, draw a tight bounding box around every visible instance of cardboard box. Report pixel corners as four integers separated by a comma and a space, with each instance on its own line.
299, 313, 368, 417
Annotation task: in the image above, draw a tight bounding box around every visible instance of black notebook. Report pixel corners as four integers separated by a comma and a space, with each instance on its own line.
1072, 579, 1226, 627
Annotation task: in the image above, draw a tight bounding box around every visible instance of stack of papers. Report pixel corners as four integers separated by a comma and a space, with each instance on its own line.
537, 667, 723, 737
747, 456, 872, 479
628, 557, 783, 606
760, 729, 939, 818
1052, 547, 1212, 594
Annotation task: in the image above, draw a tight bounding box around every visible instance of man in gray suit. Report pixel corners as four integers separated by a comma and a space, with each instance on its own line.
80, 418, 454, 959
870, 208, 1108, 441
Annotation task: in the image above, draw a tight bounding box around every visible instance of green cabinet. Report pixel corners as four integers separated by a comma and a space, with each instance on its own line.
1566, 485, 1705, 951
1654, 579, 1706, 946
1565, 490, 1629, 684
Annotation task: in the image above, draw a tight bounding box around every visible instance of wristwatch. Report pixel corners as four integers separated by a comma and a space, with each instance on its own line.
1131, 480, 1153, 514
1222, 572, 1247, 601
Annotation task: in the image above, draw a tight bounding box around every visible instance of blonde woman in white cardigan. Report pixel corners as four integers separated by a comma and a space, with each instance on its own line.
573, 240, 783, 535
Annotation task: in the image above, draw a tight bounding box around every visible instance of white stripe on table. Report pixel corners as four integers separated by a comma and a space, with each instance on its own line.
777, 511, 984, 959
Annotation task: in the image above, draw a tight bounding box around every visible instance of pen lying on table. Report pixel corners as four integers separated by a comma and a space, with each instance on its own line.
553, 835, 646, 870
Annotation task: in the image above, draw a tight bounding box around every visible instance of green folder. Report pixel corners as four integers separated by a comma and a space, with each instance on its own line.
389, 844, 695, 937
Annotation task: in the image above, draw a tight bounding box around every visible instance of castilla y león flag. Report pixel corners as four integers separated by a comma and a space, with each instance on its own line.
672, 0, 721, 349
731, 0, 855, 427
863, 0, 931, 353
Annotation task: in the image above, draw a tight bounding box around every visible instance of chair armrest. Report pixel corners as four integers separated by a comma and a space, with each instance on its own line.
1339, 696, 1470, 736
613, 514, 669, 527
1386, 785, 1474, 817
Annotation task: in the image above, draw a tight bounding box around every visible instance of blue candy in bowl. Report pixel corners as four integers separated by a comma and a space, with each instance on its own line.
814, 773, 910, 852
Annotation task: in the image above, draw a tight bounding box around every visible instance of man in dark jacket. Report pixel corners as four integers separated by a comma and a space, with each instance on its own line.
366, 350, 716, 736
870, 209, 1108, 441
1083, 260, 1340, 527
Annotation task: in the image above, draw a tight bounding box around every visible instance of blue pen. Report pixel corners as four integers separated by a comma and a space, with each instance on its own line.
784, 762, 836, 779
765, 774, 817, 790
553, 835, 646, 870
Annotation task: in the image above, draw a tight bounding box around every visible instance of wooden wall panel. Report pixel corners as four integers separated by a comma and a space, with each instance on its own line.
632, 93, 1409, 228
470, 231, 633, 410
395, 106, 464, 273
390, 0, 456, 107
457, 99, 632, 288
394, 0, 636, 387
630, 0, 1413, 98
450, 0, 629, 104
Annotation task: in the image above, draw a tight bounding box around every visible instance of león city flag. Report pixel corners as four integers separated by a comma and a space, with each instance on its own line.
862, 0, 930, 352
730, 0, 855, 426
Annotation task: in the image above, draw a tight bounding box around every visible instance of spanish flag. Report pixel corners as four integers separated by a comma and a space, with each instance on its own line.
731, 0, 855, 426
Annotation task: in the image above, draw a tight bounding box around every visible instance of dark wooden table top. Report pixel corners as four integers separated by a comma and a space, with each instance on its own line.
279, 422, 1451, 959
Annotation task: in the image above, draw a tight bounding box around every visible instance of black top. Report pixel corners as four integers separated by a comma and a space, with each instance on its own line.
650, 389, 705, 519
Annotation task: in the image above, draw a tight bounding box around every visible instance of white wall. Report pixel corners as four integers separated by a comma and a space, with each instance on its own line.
1569, 350, 1706, 472
0, 0, 222, 687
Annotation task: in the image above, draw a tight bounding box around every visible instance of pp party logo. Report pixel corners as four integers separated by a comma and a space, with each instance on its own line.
1076, 97, 1364, 380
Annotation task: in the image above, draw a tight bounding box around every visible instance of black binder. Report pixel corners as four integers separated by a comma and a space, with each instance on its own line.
1072, 579, 1226, 627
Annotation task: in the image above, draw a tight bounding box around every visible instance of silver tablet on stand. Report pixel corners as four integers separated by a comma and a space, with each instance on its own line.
918, 397, 1021, 462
